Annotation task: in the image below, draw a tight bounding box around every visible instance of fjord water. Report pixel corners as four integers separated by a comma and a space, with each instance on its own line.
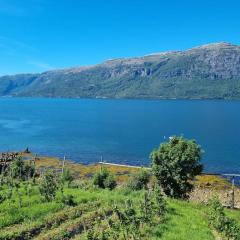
0, 97, 239, 173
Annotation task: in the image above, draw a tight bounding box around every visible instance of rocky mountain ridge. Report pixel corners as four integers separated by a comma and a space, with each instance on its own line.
1, 42, 240, 99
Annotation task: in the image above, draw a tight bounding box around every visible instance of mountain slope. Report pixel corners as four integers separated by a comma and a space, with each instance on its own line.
1, 42, 240, 99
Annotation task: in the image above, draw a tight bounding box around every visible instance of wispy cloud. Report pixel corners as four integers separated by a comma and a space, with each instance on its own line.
27, 60, 54, 71
0, 35, 53, 73
0, 36, 37, 54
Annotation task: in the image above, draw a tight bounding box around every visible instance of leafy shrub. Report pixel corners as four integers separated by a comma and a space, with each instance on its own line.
140, 188, 167, 226
85, 229, 110, 240
71, 179, 92, 190
113, 199, 141, 239
208, 197, 226, 232
58, 194, 76, 206
110, 190, 167, 239
93, 167, 108, 189
8, 157, 35, 180
103, 174, 117, 190
61, 168, 74, 187
39, 170, 59, 201
0, 192, 6, 204
140, 191, 155, 223
151, 136, 203, 198
208, 197, 240, 240
154, 184, 167, 218
127, 169, 150, 191
93, 167, 117, 190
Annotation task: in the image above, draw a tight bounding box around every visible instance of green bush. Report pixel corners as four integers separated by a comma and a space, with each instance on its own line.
111, 190, 167, 239
0, 192, 6, 204
85, 229, 110, 240
151, 136, 203, 199
127, 169, 150, 191
61, 168, 74, 187
140, 191, 156, 223
208, 197, 240, 240
39, 170, 59, 201
103, 174, 117, 190
154, 184, 167, 218
93, 167, 117, 190
113, 199, 141, 239
8, 157, 35, 181
58, 194, 76, 206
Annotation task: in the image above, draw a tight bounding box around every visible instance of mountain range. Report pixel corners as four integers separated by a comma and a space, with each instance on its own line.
1, 42, 240, 99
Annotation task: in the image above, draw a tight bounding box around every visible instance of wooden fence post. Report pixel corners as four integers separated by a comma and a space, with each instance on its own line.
231, 175, 235, 209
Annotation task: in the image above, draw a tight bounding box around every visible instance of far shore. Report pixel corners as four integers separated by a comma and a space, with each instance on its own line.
2, 95, 240, 102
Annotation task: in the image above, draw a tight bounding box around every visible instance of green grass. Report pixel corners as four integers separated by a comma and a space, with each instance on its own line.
0, 184, 239, 240
0, 185, 65, 228
154, 200, 215, 240
61, 189, 217, 240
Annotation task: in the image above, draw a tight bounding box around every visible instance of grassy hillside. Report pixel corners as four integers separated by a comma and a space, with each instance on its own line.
0, 154, 239, 239
1, 42, 240, 99
0, 186, 218, 239
0, 184, 239, 240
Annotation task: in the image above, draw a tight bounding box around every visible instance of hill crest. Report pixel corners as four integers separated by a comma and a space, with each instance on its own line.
1, 42, 240, 99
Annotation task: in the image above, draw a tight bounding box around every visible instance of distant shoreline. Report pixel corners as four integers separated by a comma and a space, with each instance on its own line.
3, 151, 239, 178
1, 95, 240, 102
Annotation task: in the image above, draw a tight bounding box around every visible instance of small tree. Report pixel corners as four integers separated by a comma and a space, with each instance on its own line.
113, 200, 141, 239
93, 167, 117, 190
208, 197, 226, 232
104, 174, 117, 190
140, 191, 155, 224
208, 197, 240, 239
8, 157, 35, 181
61, 168, 74, 187
153, 184, 166, 218
24, 163, 35, 180
14, 180, 22, 208
127, 169, 150, 191
9, 157, 25, 180
151, 136, 203, 199
39, 170, 59, 201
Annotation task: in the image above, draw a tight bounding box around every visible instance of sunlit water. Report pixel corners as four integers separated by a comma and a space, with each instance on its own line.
0, 97, 240, 174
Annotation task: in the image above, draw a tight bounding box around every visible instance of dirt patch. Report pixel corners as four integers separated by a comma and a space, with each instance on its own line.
189, 186, 240, 208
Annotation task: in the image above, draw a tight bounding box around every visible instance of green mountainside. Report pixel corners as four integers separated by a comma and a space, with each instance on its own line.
1, 42, 240, 99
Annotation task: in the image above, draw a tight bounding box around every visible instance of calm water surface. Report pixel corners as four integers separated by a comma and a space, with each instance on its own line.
0, 97, 239, 173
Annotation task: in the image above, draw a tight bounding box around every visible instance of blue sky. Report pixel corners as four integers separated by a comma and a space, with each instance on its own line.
0, 0, 239, 75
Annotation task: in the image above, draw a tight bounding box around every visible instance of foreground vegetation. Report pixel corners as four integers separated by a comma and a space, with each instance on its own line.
0, 182, 239, 240
0, 136, 239, 239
